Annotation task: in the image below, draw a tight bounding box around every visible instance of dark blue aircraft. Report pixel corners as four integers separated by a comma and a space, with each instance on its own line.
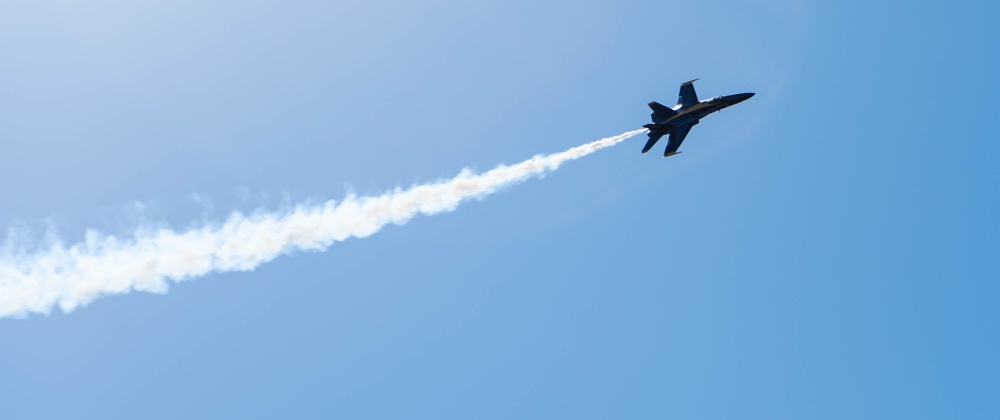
642, 79, 754, 157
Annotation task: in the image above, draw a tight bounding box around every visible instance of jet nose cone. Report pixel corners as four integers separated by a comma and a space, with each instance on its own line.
727, 92, 754, 105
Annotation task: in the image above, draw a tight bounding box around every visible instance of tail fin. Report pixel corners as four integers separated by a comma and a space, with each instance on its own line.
648, 101, 677, 122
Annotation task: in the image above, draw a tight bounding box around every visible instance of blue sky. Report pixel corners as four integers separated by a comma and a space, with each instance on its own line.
1, 0, 998, 418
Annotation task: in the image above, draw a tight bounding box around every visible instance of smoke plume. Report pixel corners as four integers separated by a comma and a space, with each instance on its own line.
0, 129, 645, 318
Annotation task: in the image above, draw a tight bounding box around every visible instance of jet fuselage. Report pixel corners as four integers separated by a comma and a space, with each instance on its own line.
649, 92, 754, 128
641, 80, 754, 157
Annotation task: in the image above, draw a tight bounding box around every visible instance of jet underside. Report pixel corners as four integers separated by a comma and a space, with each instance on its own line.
642, 79, 754, 157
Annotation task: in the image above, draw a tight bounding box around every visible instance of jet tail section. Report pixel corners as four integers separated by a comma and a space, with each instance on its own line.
647, 101, 677, 122
643, 123, 673, 131
641, 132, 664, 154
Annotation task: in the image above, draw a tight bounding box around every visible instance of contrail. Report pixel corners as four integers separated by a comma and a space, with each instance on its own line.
0, 129, 646, 318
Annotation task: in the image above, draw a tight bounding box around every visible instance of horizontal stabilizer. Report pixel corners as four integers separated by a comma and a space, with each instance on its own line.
641, 132, 664, 154
647, 101, 677, 122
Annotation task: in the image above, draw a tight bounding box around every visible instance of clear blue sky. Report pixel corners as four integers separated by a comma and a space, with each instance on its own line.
1, 1, 997, 418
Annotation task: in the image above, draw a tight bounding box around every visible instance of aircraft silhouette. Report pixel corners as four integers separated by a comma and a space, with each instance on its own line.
643, 79, 754, 157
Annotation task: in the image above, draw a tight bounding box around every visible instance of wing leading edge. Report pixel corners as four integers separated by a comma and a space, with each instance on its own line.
663, 122, 696, 157
677, 79, 699, 108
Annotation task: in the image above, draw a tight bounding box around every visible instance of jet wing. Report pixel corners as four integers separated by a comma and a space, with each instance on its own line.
663, 122, 694, 157
677, 79, 699, 108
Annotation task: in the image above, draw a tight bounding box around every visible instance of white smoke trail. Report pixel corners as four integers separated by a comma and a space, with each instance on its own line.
0, 129, 645, 318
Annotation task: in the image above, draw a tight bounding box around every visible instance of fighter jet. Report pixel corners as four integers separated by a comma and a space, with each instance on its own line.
642, 79, 754, 157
